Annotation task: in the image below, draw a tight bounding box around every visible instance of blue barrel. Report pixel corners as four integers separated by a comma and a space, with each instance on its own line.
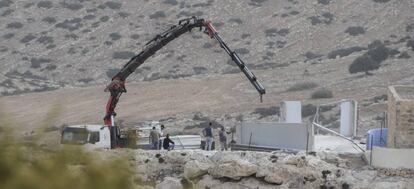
366, 128, 387, 150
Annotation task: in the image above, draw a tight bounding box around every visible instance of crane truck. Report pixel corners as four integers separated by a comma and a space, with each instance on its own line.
61, 17, 266, 149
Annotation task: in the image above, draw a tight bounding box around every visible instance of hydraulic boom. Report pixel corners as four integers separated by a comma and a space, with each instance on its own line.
104, 17, 265, 148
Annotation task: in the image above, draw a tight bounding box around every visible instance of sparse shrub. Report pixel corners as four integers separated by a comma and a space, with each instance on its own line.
6, 22, 23, 29
37, 1, 53, 9
63, 2, 83, 10
348, 55, 379, 74
149, 11, 166, 19
163, 0, 178, 5
3, 33, 14, 39
100, 16, 109, 22
289, 10, 299, 15
228, 18, 243, 24
109, 32, 121, 40
373, 0, 390, 3
20, 34, 36, 43
65, 33, 79, 40
46, 44, 56, 49
318, 0, 331, 5
36, 36, 53, 44
367, 40, 389, 62
203, 42, 212, 48
193, 66, 207, 75
302, 104, 317, 117
249, 0, 267, 6
78, 78, 93, 83
265, 28, 278, 37
311, 88, 333, 99
45, 64, 57, 70
304, 51, 322, 60
112, 51, 135, 59
0, 46, 8, 52
407, 40, 414, 51
241, 34, 250, 39
287, 82, 318, 92
105, 1, 122, 9
55, 18, 82, 31
83, 14, 95, 20
277, 28, 290, 36
252, 106, 280, 119
235, 48, 249, 55
388, 49, 400, 56
30, 58, 52, 68
0, 0, 13, 8
86, 8, 97, 13
2, 9, 13, 17
345, 26, 365, 36
308, 16, 322, 25
398, 52, 411, 59
308, 12, 334, 25
118, 12, 130, 18
130, 34, 139, 39
42, 16, 56, 24
193, 1, 213, 7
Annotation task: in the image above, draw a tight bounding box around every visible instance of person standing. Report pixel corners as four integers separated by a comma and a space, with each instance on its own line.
159, 124, 165, 150
219, 127, 228, 151
203, 122, 214, 151
163, 134, 175, 151
149, 126, 160, 150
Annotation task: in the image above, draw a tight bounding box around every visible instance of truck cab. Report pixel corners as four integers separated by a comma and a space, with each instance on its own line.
61, 125, 111, 149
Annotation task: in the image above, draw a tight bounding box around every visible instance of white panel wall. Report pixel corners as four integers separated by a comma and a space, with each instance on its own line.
237, 122, 313, 151
366, 147, 414, 169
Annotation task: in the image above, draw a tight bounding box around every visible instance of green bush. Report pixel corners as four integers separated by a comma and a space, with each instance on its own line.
311, 89, 333, 99
348, 55, 379, 74
348, 40, 389, 75
286, 82, 318, 92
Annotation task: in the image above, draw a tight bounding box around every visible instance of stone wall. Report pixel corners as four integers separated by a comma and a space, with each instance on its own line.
387, 86, 414, 148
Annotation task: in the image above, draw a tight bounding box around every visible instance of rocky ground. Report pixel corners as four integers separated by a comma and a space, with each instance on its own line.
1, 1, 414, 188
99, 149, 414, 189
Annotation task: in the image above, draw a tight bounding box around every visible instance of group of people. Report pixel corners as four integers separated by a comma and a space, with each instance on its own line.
149, 125, 175, 150
202, 122, 228, 151
148, 122, 230, 151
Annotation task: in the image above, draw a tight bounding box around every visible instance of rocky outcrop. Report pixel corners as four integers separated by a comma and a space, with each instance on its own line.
208, 158, 257, 180
183, 160, 210, 179
155, 177, 182, 189
101, 149, 414, 189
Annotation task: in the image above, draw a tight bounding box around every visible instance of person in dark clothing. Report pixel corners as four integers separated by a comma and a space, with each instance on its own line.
202, 122, 214, 151
163, 134, 175, 151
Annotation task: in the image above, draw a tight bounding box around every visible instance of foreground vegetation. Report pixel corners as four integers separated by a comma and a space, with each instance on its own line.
0, 106, 137, 189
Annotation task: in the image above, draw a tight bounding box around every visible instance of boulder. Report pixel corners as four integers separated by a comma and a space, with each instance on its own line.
208, 159, 257, 180
183, 160, 211, 179
155, 177, 182, 189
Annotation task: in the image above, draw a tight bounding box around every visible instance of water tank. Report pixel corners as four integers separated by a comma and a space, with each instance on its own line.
340, 100, 357, 137
366, 128, 387, 150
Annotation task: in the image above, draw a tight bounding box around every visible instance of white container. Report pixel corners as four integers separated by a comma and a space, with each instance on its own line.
279, 101, 302, 123
340, 100, 357, 137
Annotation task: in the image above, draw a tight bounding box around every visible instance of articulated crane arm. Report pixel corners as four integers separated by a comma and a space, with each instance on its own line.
104, 17, 265, 144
